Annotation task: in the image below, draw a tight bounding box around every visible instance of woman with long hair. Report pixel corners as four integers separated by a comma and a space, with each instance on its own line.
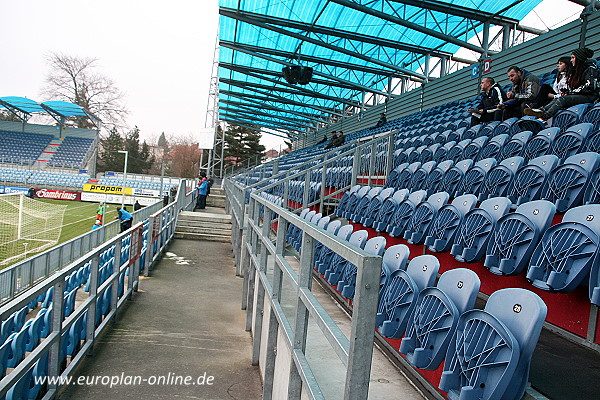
525, 47, 598, 119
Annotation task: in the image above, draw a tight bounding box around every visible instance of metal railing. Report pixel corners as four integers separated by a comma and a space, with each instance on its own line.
0, 180, 195, 399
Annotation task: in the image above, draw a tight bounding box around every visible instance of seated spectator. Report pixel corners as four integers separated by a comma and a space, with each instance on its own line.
530, 56, 572, 108
501, 66, 541, 118
333, 131, 345, 147
92, 219, 102, 230
317, 134, 328, 144
375, 112, 387, 127
468, 77, 505, 126
324, 132, 338, 149
525, 48, 599, 120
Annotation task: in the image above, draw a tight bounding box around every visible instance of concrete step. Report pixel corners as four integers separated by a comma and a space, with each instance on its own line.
176, 225, 231, 236
207, 195, 226, 207
174, 232, 231, 242
178, 211, 230, 224
177, 220, 231, 230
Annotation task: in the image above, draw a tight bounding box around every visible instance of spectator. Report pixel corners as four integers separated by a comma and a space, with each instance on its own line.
324, 132, 338, 149
375, 112, 387, 127
134, 200, 142, 211
26, 187, 36, 199
115, 207, 133, 233
501, 66, 541, 118
196, 178, 209, 210
317, 134, 328, 144
468, 77, 505, 126
525, 48, 599, 120
92, 219, 102, 230
333, 131, 345, 147
530, 56, 572, 108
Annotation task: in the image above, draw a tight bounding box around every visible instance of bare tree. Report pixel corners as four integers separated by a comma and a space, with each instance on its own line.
41, 52, 128, 129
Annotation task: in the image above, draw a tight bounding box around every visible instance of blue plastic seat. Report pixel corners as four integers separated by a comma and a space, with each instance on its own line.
433, 141, 456, 163
499, 130, 532, 161
440, 159, 473, 197
338, 236, 386, 299
334, 186, 360, 217
425, 194, 478, 253
379, 244, 410, 293
508, 155, 559, 206
485, 200, 556, 276
400, 268, 481, 370
419, 144, 439, 164
541, 152, 600, 213
582, 102, 600, 130
476, 134, 509, 162
455, 158, 497, 197
447, 127, 467, 143
341, 186, 370, 219
349, 186, 382, 222
386, 190, 428, 237
461, 125, 482, 141
409, 161, 436, 191
582, 128, 600, 154
423, 160, 454, 194
361, 187, 395, 227
510, 116, 546, 135
478, 121, 501, 137
403, 192, 450, 244
324, 230, 369, 284
373, 189, 410, 232
377, 255, 440, 339
549, 122, 594, 160
527, 204, 600, 292
446, 139, 471, 164
314, 220, 342, 270
440, 288, 547, 400
584, 167, 600, 205
552, 103, 592, 132
479, 156, 525, 201
522, 127, 560, 161
286, 208, 310, 245
451, 197, 512, 263
462, 135, 488, 161
316, 224, 354, 274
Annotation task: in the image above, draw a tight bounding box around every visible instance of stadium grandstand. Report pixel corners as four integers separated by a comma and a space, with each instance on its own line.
1, 1, 600, 400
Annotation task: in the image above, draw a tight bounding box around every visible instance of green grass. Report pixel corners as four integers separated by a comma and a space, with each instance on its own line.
36, 199, 119, 243
0, 199, 120, 267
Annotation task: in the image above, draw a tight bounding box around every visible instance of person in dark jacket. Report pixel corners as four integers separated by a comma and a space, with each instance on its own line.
196, 178, 209, 210
324, 132, 338, 149
468, 77, 505, 126
133, 200, 142, 211
333, 131, 345, 147
317, 134, 328, 144
501, 66, 541, 118
375, 113, 387, 127
525, 48, 599, 120
115, 207, 133, 233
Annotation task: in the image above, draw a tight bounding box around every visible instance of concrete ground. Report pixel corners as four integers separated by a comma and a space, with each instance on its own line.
60, 238, 262, 400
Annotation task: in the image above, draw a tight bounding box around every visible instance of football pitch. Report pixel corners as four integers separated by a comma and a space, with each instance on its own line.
37, 198, 119, 243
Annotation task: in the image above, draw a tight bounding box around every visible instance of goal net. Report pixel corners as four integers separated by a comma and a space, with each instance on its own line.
0, 193, 68, 266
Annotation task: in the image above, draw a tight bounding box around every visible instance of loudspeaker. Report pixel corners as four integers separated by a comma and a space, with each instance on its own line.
296, 66, 313, 85
282, 66, 297, 84
282, 66, 313, 85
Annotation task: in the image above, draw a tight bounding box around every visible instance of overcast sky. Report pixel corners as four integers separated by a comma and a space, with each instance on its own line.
0, 0, 584, 151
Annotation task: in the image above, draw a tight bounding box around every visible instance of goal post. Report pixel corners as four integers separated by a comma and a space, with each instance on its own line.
0, 193, 68, 266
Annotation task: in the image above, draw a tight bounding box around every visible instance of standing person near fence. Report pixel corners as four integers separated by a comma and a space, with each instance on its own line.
196, 177, 209, 210
115, 207, 133, 233
96, 202, 105, 224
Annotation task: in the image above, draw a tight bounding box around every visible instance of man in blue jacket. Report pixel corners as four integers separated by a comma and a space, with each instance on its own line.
115, 207, 133, 232
197, 178, 209, 210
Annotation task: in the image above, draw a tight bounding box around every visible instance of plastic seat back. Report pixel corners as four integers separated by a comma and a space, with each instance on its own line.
462, 135, 488, 160
511, 116, 546, 135
476, 134, 509, 162
425, 194, 478, 253
400, 268, 480, 370
582, 102, 600, 130
324, 229, 369, 283
527, 204, 600, 292
485, 200, 556, 276
380, 244, 410, 291
440, 288, 547, 400
522, 127, 560, 161
378, 255, 440, 339
552, 103, 592, 132
583, 128, 600, 153
492, 118, 518, 136
509, 154, 559, 206
446, 139, 471, 164
315, 224, 353, 274
479, 156, 525, 201
542, 152, 600, 212
361, 187, 395, 227
424, 160, 454, 194
451, 197, 512, 263
373, 189, 410, 231
433, 141, 456, 163
410, 160, 436, 190
403, 191, 450, 244
456, 158, 497, 197
386, 190, 428, 237
339, 236, 386, 299
549, 122, 594, 160
441, 159, 473, 197
584, 167, 600, 205
350, 187, 382, 221
499, 130, 532, 161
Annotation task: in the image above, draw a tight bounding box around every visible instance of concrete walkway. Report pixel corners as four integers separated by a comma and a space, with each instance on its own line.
60, 239, 262, 400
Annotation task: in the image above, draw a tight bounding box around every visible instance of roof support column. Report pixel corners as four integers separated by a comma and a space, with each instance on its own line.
482, 21, 491, 58
400, 77, 407, 95
424, 55, 431, 83
386, 76, 392, 103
